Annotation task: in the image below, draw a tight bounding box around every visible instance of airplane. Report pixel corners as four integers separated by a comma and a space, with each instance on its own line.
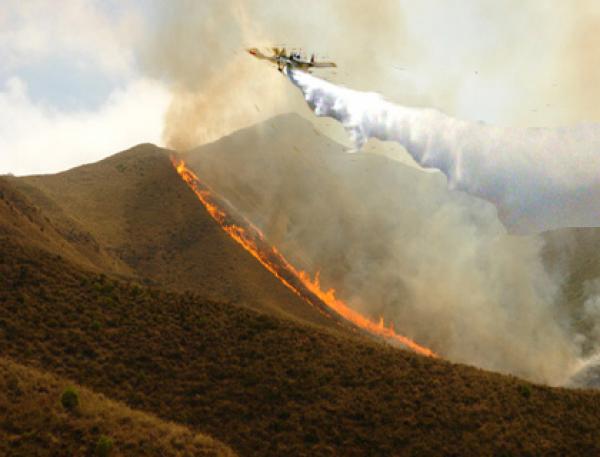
247, 47, 336, 73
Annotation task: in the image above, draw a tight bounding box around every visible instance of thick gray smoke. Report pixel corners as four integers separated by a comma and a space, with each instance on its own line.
144, 0, 600, 386
187, 110, 582, 385
142, 1, 600, 150
288, 68, 600, 234
141, 0, 408, 150
284, 68, 600, 384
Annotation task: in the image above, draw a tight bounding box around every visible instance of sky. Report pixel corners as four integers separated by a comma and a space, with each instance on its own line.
0, 0, 170, 175
2, 1, 600, 175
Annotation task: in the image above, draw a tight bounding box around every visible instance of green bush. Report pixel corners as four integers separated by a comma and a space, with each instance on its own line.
131, 284, 142, 296
95, 435, 114, 457
518, 384, 532, 399
60, 386, 79, 411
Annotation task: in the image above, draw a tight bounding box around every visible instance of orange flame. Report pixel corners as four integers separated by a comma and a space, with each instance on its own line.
172, 157, 436, 358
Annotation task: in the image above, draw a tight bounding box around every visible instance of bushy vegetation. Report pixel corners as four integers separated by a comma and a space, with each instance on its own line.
518, 383, 532, 399
3, 142, 600, 455
3, 239, 600, 456
95, 435, 113, 457
0, 357, 236, 456
60, 386, 79, 411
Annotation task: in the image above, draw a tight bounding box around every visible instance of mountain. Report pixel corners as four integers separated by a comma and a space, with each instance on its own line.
5, 144, 334, 328
3, 114, 600, 455
183, 113, 581, 383
3, 234, 600, 456
183, 113, 455, 324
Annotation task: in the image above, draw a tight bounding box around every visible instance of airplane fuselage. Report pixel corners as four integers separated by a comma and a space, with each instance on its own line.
247, 48, 336, 73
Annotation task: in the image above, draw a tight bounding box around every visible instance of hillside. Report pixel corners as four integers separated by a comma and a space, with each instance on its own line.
3, 115, 600, 454
0, 357, 235, 457
3, 229, 600, 455
5, 144, 334, 328
184, 113, 415, 314
543, 227, 600, 307
183, 113, 484, 332
0, 175, 131, 276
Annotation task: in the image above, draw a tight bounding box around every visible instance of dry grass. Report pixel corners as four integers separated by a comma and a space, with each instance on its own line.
0, 357, 236, 456
0, 173, 132, 277
7, 144, 336, 328
2, 238, 600, 456
3, 137, 600, 455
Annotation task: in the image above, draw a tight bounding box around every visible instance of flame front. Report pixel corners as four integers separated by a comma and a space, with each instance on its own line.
173, 157, 436, 358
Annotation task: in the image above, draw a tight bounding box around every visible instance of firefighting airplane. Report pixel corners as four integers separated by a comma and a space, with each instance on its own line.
247, 47, 337, 73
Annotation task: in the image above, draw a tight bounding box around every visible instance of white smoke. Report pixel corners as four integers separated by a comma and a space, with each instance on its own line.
287, 68, 600, 234
578, 279, 600, 352
560, 279, 600, 387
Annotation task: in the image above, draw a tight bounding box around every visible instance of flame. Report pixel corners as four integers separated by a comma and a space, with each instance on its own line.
172, 157, 436, 358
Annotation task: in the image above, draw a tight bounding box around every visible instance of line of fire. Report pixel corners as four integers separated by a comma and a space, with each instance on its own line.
172, 157, 436, 358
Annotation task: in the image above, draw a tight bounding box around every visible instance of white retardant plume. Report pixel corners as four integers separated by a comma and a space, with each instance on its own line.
287, 68, 600, 234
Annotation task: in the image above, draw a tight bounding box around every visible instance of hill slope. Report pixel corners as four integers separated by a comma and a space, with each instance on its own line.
2, 236, 600, 456
0, 357, 235, 457
183, 113, 582, 384
0, 175, 131, 276
3, 116, 600, 454
183, 113, 486, 333
5, 144, 334, 328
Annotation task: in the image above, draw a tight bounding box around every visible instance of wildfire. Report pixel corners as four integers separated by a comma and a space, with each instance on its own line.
172, 157, 436, 358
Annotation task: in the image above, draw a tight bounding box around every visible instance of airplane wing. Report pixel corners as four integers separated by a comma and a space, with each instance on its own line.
310, 61, 337, 68
247, 48, 277, 63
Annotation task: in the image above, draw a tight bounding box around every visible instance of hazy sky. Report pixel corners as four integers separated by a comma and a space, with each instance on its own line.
2, 0, 600, 175
0, 0, 169, 175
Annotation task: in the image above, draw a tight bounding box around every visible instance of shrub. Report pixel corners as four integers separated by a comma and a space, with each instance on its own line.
97, 296, 114, 309
518, 384, 532, 399
95, 435, 114, 457
60, 386, 79, 411
131, 284, 142, 296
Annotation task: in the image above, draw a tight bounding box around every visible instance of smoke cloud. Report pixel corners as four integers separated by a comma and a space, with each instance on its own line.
187, 109, 583, 385
142, 1, 600, 149
141, 0, 408, 150
567, 278, 600, 387
288, 68, 600, 234
282, 68, 600, 382
146, 1, 600, 385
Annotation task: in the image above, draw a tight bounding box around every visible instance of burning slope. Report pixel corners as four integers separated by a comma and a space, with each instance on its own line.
9, 144, 334, 326
173, 157, 435, 357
